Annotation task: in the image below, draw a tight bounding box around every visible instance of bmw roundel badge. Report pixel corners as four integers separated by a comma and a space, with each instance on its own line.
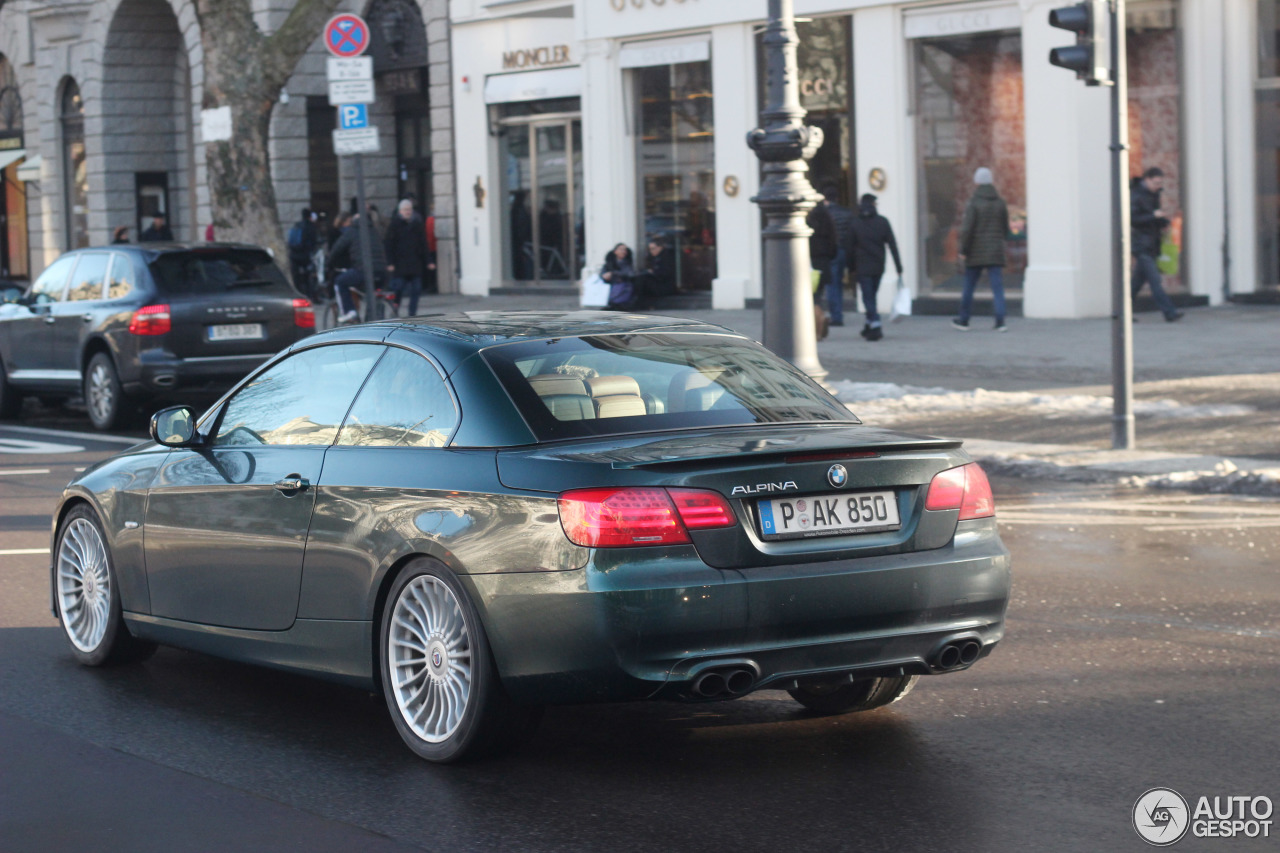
827, 464, 848, 488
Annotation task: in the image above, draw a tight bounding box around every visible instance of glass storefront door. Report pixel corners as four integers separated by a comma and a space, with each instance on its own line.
914, 31, 1026, 295
498, 105, 582, 284
636, 60, 716, 291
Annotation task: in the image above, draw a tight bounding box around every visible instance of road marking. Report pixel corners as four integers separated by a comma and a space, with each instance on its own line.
0, 438, 84, 455
0, 424, 141, 446
0, 548, 48, 556
0, 469, 52, 476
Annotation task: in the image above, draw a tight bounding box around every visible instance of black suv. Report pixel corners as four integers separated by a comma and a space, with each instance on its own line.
0, 243, 315, 430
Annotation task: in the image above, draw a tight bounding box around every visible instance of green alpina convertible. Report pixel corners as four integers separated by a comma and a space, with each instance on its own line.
51, 312, 1010, 762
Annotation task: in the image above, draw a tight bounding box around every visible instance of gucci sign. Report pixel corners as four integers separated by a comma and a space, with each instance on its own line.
610, 0, 695, 10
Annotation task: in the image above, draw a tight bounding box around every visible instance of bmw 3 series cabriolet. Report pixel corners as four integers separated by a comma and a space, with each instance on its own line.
51, 311, 1011, 763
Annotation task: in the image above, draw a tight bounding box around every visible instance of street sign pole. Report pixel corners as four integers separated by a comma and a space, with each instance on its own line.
1110, 0, 1135, 449
353, 154, 377, 322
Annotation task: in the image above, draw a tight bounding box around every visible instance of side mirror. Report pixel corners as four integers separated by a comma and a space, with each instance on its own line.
150, 405, 198, 447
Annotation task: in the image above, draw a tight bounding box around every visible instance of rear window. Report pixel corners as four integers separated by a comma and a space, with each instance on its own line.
482, 333, 856, 441
148, 249, 291, 296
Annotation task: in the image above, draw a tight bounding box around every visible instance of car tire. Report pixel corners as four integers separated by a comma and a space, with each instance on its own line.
54, 504, 157, 667
0, 356, 21, 420
380, 558, 542, 763
787, 674, 919, 715
84, 352, 130, 432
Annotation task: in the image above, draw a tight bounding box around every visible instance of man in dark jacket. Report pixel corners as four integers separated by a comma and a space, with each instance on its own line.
806, 184, 855, 326
287, 208, 318, 299
849, 193, 903, 341
385, 199, 429, 316
952, 167, 1010, 332
139, 215, 173, 242
1130, 167, 1182, 322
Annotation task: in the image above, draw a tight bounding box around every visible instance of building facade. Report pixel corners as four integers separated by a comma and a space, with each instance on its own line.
0, 0, 458, 290
450, 0, 1279, 316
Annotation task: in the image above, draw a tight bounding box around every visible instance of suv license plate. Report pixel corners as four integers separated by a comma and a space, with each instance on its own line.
208, 323, 265, 341
758, 490, 900, 540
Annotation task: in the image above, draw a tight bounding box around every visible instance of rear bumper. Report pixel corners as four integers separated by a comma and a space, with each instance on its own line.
465, 518, 1011, 704
124, 350, 274, 396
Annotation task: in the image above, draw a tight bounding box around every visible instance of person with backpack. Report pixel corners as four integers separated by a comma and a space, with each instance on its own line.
287, 208, 318, 299
1130, 167, 1183, 322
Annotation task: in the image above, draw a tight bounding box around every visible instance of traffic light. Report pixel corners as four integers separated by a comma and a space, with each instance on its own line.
1048, 0, 1110, 86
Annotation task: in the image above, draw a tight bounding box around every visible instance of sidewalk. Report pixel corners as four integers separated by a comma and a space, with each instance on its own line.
400, 293, 1280, 495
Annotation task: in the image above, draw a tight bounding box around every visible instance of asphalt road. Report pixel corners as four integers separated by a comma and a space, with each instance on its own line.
2, 424, 1278, 852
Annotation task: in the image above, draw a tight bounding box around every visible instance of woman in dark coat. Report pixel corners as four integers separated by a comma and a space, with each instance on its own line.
952, 167, 1010, 332
601, 243, 637, 310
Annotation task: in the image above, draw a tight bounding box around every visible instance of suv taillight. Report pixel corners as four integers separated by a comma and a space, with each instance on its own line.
558, 487, 736, 548
924, 462, 995, 520
128, 304, 171, 336
293, 298, 315, 328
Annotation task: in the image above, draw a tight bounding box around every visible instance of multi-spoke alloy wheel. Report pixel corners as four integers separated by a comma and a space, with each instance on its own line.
57, 517, 111, 654
54, 505, 154, 666
84, 353, 126, 431
380, 560, 542, 763
387, 574, 473, 743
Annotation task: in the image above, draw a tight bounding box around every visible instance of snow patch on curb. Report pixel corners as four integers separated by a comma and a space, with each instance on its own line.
830, 381, 1255, 422
965, 450, 1280, 497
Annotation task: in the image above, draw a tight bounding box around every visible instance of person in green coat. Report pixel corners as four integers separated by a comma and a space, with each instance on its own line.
952, 167, 1010, 332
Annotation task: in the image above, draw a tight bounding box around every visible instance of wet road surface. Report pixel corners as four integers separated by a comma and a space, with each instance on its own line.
1, 431, 1277, 852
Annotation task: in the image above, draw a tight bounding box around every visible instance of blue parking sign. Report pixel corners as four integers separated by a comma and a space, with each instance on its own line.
338, 104, 368, 130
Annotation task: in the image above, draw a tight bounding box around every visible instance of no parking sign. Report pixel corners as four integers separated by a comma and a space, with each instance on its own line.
324, 14, 370, 58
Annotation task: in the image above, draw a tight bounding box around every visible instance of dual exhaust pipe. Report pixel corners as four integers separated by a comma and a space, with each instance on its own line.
692, 667, 756, 698
931, 638, 982, 671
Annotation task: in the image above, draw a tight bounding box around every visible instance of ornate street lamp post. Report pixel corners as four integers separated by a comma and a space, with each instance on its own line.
748, 0, 827, 386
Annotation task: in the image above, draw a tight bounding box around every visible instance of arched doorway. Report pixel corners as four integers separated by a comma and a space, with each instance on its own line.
0, 54, 28, 278
102, 0, 191, 242
366, 0, 432, 212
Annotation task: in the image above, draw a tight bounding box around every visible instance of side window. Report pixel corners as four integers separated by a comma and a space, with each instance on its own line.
67, 253, 109, 301
214, 344, 381, 447
337, 348, 458, 448
107, 253, 135, 299
29, 256, 77, 304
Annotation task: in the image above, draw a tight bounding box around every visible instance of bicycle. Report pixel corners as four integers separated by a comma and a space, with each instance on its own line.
321, 270, 400, 328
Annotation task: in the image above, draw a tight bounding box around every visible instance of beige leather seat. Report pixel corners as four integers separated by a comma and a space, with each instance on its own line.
585, 375, 647, 419
527, 374, 594, 420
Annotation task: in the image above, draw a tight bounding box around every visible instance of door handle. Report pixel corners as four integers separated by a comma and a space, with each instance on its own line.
44, 316, 55, 324
273, 476, 309, 493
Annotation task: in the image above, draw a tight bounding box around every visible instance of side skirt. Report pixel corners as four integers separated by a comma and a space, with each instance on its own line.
123, 612, 375, 690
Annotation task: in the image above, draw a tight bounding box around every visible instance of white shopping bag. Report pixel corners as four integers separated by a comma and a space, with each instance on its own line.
889, 276, 912, 321
580, 272, 610, 308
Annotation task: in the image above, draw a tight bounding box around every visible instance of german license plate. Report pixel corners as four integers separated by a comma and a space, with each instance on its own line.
758, 490, 900, 540
208, 323, 264, 341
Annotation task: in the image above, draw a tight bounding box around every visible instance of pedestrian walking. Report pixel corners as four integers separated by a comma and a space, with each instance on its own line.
139, 215, 173, 242
952, 167, 1010, 332
287, 208, 319, 299
806, 184, 854, 326
849, 193, 903, 341
385, 199, 429, 316
1130, 167, 1184, 322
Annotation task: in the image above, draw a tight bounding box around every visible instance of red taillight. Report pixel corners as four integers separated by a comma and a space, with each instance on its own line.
668, 488, 737, 530
925, 463, 995, 520
293, 298, 315, 328
558, 487, 737, 548
128, 304, 171, 336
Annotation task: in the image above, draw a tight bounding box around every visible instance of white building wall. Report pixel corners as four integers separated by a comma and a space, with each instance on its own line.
709, 23, 760, 309
1021, 0, 1111, 318
1182, 0, 1227, 303
1224, 0, 1257, 297
852, 5, 915, 318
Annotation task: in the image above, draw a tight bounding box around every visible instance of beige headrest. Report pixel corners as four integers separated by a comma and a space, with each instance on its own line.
528, 374, 588, 397
586, 375, 641, 398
